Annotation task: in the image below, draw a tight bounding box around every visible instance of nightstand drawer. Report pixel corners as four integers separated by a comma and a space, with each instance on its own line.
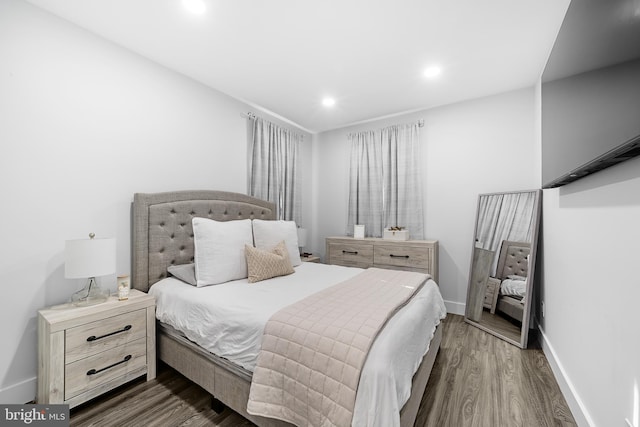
64, 337, 147, 400
65, 309, 147, 364
374, 245, 429, 270
328, 242, 373, 267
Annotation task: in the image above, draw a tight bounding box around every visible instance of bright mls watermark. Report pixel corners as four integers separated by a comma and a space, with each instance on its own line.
1, 404, 69, 426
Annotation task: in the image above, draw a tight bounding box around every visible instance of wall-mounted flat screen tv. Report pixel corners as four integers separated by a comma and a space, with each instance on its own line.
541, 0, 640, 188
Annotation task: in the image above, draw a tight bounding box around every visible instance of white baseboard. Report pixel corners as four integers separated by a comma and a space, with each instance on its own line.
537, 324, 595, 427
0, 376, 37, 404
444, 299, 465, 316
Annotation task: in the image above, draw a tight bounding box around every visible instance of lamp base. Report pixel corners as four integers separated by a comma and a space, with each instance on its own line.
72, 277, 110, 306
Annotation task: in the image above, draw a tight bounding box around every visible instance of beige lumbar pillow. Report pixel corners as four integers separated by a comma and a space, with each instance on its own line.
245, 241, 295, 283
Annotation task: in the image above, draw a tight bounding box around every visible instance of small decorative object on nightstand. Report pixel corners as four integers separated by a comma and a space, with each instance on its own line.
117, 275, 130, 301
65, 233, 115, 306
38, 289, 156, 408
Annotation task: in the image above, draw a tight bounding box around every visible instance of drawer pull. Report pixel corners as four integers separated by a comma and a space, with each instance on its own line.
390, 254, 409, 259
86, 324, 132, 342
86, 354, 132, 376
342, 250, 359, 255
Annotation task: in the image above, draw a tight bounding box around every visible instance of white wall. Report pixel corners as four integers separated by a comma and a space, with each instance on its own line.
314, 88, 538, 313
540, 157, 640, 427
0, 0, 312, 403
9, 4, 631, 425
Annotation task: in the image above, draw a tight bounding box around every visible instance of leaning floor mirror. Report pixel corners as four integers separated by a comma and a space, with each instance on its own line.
464, 190, 542, 348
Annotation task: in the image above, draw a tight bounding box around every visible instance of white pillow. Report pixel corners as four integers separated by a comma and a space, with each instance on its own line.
251, 219, 302, 266
500, 278, 527, 298
192, 217, 253, 286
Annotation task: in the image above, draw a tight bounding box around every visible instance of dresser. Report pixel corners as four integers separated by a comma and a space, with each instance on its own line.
325, 237, 439, 282
38, 289, 156, 408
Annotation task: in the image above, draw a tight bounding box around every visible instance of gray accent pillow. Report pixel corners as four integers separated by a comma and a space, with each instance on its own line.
167, 263, 197, 286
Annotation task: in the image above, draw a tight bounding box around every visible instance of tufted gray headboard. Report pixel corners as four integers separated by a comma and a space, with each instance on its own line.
494, 240, 531, 280
132, 190, 276, 292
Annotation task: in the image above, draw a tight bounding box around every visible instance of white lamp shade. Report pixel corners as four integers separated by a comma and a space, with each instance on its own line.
297, 228, 307, 248
65, 237, 116, 278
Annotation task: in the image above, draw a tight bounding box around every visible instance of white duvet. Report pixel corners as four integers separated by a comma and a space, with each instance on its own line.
500, 277, 527, 298
149, 262, 446, 427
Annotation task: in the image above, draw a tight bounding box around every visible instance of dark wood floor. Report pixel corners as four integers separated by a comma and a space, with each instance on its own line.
416, 315, 576, 426
70, 315, 577, 427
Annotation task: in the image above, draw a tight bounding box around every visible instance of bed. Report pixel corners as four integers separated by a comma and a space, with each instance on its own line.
489, 240, 531, 322
131, 190, 445, 427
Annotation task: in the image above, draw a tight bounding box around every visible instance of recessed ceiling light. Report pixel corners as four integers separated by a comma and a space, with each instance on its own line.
423, 66, 442, 79
322, 97, 336, 107
183, 0, 206, 14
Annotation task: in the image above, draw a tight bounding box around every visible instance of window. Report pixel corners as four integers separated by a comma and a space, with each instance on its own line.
247, 116, 302, 224
347, 122, 424, 239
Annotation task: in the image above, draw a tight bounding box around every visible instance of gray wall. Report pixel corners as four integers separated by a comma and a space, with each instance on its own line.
542, 58, 640, 186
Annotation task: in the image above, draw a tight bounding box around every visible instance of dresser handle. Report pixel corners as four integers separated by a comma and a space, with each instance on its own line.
390, 254, 409, 258
86, 355, 132, 376
87, 324, 132, 342
342, 250, 358, 255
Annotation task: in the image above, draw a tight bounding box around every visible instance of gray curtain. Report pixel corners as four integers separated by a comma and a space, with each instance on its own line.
248, 116, 301, 224
347, 123, 424, 239
475, 191, 536, 275
347, 130, 384, 237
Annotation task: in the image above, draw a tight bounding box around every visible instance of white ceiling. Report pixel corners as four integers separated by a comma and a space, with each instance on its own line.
25, 0, 569, 133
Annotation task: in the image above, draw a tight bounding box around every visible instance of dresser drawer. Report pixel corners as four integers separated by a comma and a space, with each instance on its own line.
65, 309, 147, 364
326, 237, 438, 281
374, 244, 430, 270
64, 337, 147, 400
328, 242, 373, 267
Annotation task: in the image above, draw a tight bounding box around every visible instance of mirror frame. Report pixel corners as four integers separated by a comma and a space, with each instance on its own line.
464, 189, 542, 348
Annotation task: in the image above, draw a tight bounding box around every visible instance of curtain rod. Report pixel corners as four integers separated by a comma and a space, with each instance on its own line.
348, 119, 425, 135
241, 111, 304, 140
242, 111, 422, 130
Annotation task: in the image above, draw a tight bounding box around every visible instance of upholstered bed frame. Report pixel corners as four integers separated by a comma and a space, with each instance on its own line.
492, 240, 531, 322
132, 190, 442, 427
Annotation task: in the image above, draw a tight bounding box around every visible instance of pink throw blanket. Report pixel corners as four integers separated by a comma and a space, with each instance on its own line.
247, 267, 428, 427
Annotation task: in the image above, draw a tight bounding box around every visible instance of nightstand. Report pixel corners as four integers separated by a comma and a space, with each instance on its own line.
485, 277, 501, 314
38, 289, 156, 408
301, 255, 321, 263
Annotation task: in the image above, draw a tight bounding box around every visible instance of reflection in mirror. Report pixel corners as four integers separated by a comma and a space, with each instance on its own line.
464, 190, 541, 348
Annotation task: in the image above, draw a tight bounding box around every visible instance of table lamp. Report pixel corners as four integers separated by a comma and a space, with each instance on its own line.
65, 233, 116, 306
